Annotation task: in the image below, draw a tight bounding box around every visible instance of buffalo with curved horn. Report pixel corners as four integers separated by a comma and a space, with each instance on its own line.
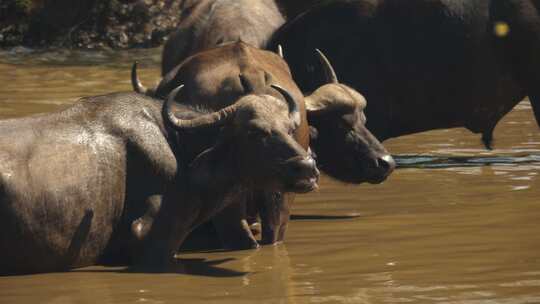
133, 41, 394, 248
0, 79, 318, 274
269, 0, 540, 149
156, 0, 394, 184
133, 42, 312, 248
303, 49, 395, 183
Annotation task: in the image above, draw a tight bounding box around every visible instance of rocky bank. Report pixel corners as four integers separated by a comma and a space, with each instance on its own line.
0, 0, 183, 49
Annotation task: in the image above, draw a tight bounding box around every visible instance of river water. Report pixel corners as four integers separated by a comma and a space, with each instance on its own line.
1, 48, 539, 304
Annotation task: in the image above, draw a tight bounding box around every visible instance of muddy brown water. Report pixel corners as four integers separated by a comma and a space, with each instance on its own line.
0, 48, 539, 304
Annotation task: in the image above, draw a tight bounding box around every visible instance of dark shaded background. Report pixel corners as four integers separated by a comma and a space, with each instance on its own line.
0, 0, 324, 49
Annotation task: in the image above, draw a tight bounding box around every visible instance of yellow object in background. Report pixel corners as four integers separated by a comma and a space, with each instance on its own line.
494, 21, 510, 37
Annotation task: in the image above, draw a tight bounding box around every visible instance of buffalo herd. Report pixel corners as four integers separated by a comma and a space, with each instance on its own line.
1, 0, 539, 275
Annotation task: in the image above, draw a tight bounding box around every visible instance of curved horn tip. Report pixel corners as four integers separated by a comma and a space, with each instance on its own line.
131, 61, 148, 94
270, 84, 299, 116
315, 48, 339, 84
164, 84, 239, 130
164, 85, 185, 129
270, 83, 284, 91
277, 44, 284, 58
166, 84, 185, 103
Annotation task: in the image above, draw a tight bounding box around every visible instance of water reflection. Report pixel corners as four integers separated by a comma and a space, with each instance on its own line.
395, 154, 540, 168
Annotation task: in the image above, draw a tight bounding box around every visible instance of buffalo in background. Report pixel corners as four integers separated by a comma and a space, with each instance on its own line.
269, 0, 540, 149
161, 0, 322, 74
162, 0, 285, 75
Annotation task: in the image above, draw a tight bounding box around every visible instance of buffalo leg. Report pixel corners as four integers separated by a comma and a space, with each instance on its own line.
212, 198, 260, 250
99, 195, 163, 265
131, 195, 162, 241
529, 94, 540, 127
135, 189, 194, 268
259, 191, 294, 245
515, 8, 540, 127
494, 0, 540, 125
246, 197, 262, 236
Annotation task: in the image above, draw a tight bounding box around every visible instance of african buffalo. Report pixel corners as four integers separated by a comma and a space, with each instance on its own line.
0, 85, 317, 275
162, 0, 285, 75
162, 0, 395, 183
269, 0, 540, 148
135, 41, 394, 248
136, 41, 311, 248
306, 50, 395, 183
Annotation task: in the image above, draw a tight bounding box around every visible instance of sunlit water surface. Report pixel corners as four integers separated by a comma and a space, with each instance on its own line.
0, 48, 539, 304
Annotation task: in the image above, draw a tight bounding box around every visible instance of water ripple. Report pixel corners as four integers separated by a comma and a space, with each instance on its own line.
395, 154, 540, 168
0, 47, 162, 68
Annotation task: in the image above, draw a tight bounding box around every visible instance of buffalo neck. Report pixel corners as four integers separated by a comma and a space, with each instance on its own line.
139, 117, 246, 267
136, 144, 245, 267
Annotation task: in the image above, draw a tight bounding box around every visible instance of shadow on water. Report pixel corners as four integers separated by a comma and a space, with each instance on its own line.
175, 258, 249, 277
290, 214, 362, 220
73, 257, 248, 277
395, 153, 540, 168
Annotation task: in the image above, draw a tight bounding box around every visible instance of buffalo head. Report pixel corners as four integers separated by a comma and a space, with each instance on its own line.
306, 50, 395, 184
164, 83, 319, 193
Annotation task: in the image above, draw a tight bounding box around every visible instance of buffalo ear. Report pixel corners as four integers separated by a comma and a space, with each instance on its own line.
305, 95, 330, 115
305, 86, 361, 116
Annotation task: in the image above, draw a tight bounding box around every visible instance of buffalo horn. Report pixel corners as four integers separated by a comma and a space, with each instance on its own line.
277, 44, 284, 58
131, 61, 148, 94
315, 49, 338, 84
270, 84, 299, 116
164, 85, 238, 130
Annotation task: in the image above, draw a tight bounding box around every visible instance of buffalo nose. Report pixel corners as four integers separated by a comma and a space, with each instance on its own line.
377, 154, 396, 174
304, 157, 320, 176
294, 156, 320, 178
286, 156, 320, 193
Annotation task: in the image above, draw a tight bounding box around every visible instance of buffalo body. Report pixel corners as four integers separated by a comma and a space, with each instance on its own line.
269, 0, 540, 147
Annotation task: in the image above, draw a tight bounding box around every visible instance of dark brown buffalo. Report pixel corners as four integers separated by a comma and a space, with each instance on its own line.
0, 86, 317, 275
305, 50, 395, 183
273, 0, 321, 18
162, 0, 285, 75
161, 0, 395, 183
269, 0, 540, 148
136, 41, 310, 249
135, 41, 394, 249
